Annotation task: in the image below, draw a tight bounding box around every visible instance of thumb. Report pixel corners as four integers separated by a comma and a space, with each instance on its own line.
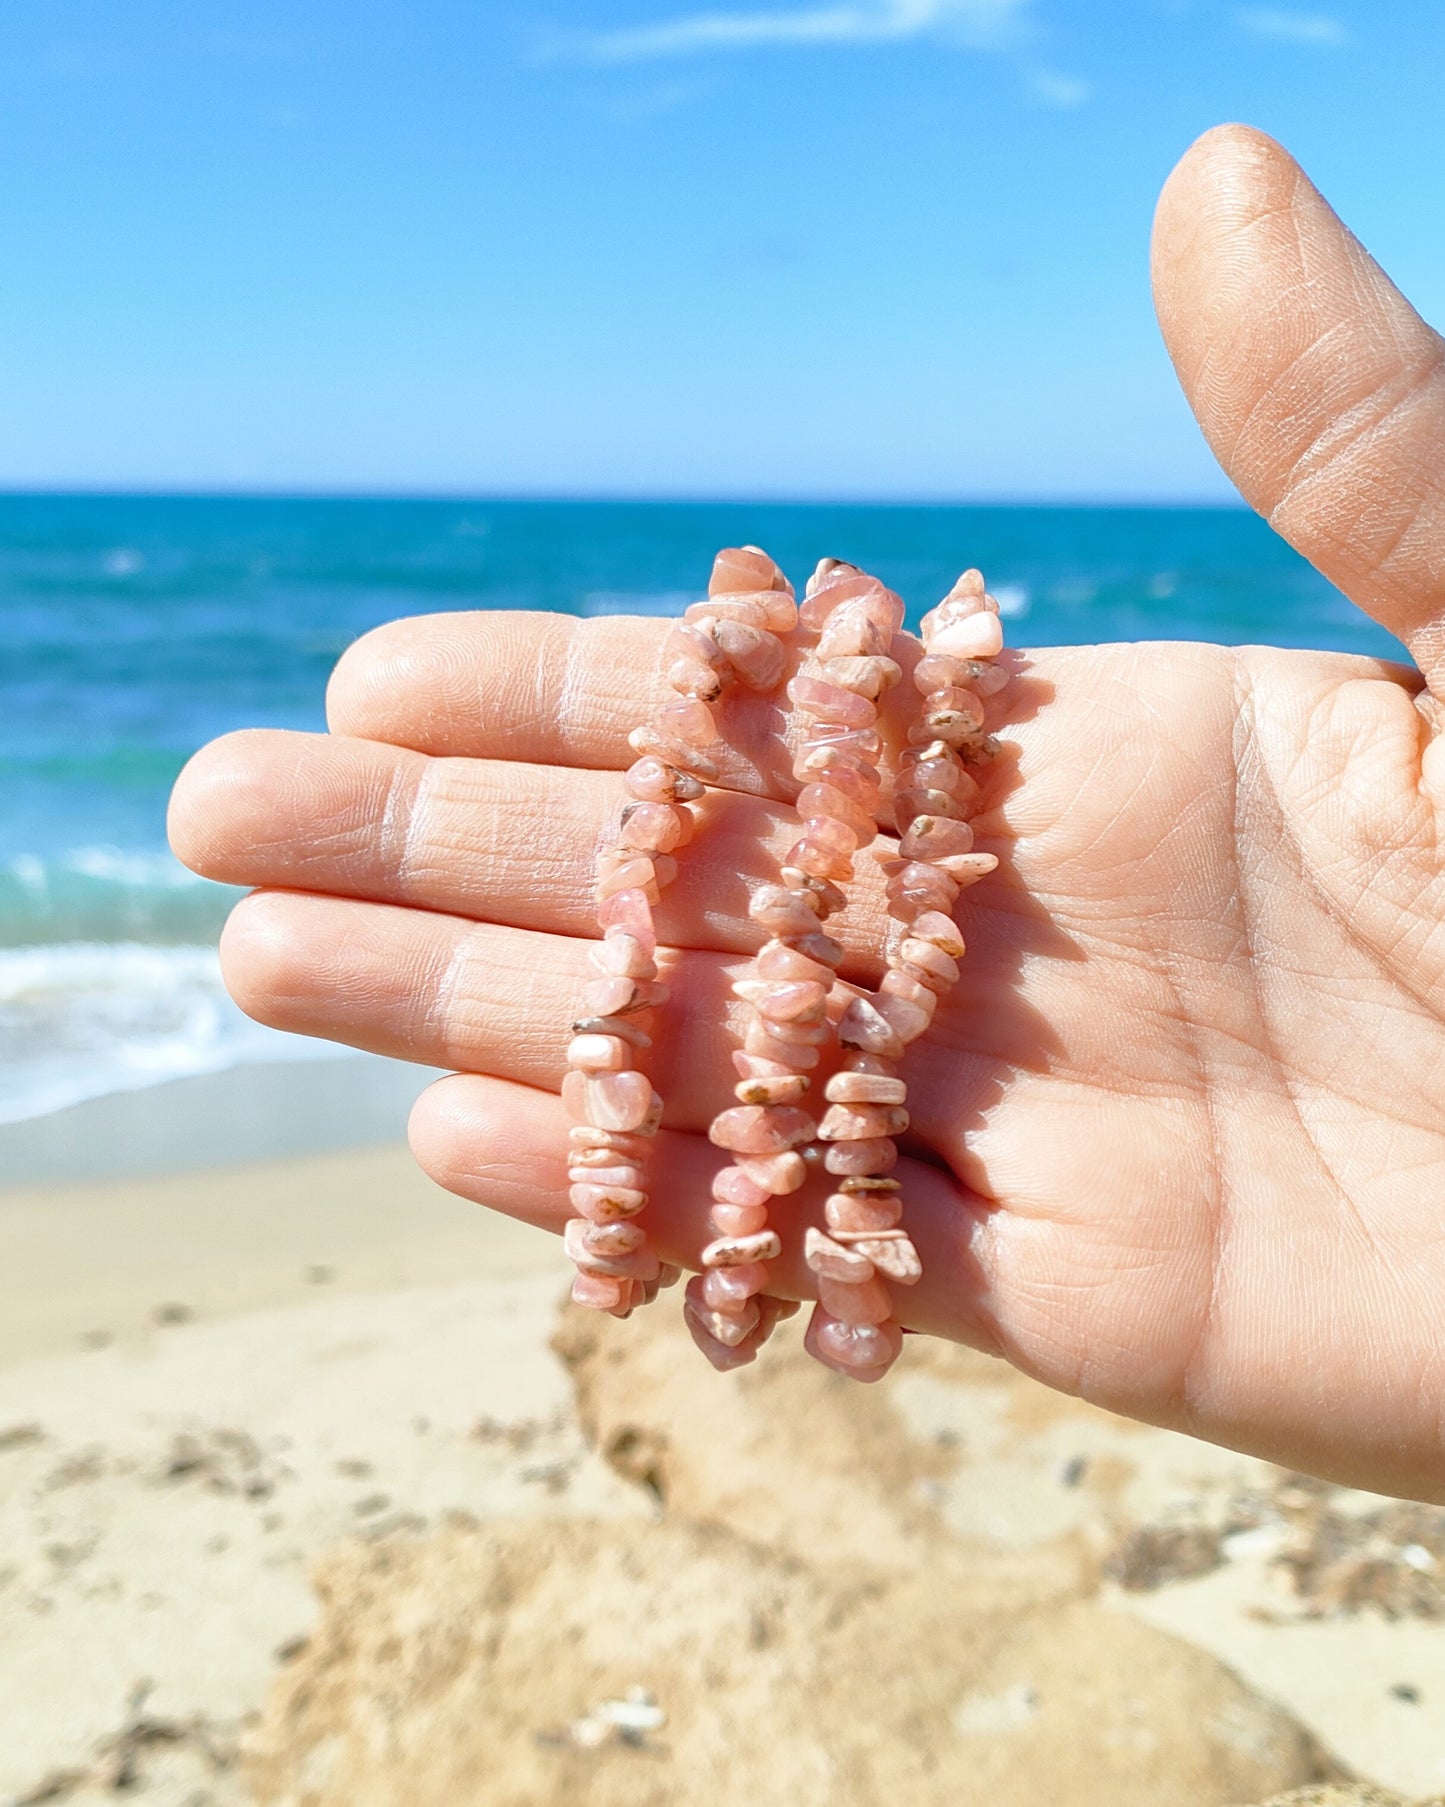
1152, 123, 1445, 688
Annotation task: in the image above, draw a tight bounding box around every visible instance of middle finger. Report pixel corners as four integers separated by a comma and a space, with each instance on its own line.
220, 887, 749, 1127
173, 726, 895, 964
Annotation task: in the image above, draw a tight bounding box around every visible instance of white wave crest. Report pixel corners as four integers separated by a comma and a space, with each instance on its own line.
4, 845, 210, 894
61, 845, 208, 888
0, 942, 355, 1128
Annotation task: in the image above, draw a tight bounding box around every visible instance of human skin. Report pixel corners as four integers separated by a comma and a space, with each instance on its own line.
169, 126, 1445, 1502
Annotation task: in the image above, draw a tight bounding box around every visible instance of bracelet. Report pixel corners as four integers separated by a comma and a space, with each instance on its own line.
561, 546, 801, 1318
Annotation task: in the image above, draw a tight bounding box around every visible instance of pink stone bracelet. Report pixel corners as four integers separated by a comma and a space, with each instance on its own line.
803, 566, 1007, 1379
564, 547, 1009, 1383
688, 558, 909, 1369
776, 559, 913, 1381
678, 550, 830, 1368
563, 546, 801, 1319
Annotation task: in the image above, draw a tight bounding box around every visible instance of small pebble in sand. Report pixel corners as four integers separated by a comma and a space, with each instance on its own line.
598, 1688, 666, 1736
558, 1686, 667, 1752
152, 1302, 192, 1326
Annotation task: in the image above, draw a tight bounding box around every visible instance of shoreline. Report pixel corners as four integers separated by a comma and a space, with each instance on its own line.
0, 1052, 447, 1188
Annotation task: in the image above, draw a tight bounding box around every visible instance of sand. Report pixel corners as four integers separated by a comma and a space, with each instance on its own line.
3, 1079, 1445, 1804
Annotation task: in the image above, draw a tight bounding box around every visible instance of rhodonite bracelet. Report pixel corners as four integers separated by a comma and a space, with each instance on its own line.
563, 548, 1008, 1380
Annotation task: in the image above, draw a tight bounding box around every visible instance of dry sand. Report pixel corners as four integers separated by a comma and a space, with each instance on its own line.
2, 1124, 1445, 1805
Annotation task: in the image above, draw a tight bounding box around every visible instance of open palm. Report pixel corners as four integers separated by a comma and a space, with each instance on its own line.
170, 127, 1445, 1501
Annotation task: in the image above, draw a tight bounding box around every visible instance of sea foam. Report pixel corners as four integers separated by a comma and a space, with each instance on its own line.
0, 941, 353, 1128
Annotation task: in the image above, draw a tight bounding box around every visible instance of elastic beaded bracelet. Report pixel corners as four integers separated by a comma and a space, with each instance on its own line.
689, 557, 903, 1367
797, 565, 1007, 1380
799, 568, 1008, 1376
563, 546, 798, 1319
779, 560, 910, 1379
681, 559, 829, 1367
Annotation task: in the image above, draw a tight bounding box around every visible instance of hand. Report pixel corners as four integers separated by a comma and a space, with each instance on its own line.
169, 125, 1445, 1502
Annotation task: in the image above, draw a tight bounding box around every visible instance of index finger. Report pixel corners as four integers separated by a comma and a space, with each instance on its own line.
326, 610, 797, 799
325, 608, 952, 805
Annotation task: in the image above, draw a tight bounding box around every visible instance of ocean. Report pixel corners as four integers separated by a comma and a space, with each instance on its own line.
0, 493, 1404, 1132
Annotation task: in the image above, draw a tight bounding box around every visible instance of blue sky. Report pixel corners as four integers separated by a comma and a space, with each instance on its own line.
1, 1, 1442, 500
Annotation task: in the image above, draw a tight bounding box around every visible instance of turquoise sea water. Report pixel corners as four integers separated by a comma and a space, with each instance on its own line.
0, 493, 1405, 1127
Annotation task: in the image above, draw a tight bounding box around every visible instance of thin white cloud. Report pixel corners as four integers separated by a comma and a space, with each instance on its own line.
1235, 7, 1348, 45
1029, 67, 1088, 107
547, 0, 1031, 64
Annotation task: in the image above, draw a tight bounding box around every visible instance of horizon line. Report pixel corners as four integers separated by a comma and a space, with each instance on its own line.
0, 484, 1248, 511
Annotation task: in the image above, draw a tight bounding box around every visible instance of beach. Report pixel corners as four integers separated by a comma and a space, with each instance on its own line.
3, 1063, 1445, 1806
8, 0, 1445, 1784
